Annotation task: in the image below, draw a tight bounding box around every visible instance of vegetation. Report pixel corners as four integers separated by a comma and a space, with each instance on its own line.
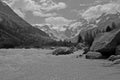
78, 22, 118, 46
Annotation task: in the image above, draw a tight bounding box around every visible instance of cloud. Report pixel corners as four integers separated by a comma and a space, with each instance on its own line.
82, 1, 120, 21
79, 0, 103, 7
2, 0, 67, 18
33, 11, 57, 17
45, 17, 73, 31
40, 2, 67, 11
45, 17, 73, 26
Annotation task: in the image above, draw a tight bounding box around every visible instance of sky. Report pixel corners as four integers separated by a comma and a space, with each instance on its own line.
2, 0, 120, 29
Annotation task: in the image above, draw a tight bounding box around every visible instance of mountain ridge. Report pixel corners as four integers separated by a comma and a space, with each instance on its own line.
0, 1, 53, 48
34, 11, 120, 43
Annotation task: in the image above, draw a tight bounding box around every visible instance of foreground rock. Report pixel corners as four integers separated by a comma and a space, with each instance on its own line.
86, 52, 103, 59
52, 47, 75, 56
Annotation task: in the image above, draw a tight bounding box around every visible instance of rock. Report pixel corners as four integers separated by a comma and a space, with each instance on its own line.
108, 55, 120, 61
83, 46, 89, 54
76, 43, 89, 54
112, 59, 120, 65
115, 45, 120, 55
72, 50, 84, 58
86, 51, 103, 59
104, 59, 120, 67
90, 28, 120, 57
52, 47, 74, 56
50, 47, 56, 50
76, 43, 86, 49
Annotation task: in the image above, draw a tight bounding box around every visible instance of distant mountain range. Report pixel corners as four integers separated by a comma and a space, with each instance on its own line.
0, 0, 53, 48
33, 11, 120, 42
33, 21, 83, 41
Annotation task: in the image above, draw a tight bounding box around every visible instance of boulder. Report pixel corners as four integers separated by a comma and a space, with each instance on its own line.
90, 28, 120, 57
108, 55, 120, 61
52, 47, 74, 56
103, 59, 120, 67
86, 52, 103, 59
111, 59, 120, 65
115, 45, 120, 55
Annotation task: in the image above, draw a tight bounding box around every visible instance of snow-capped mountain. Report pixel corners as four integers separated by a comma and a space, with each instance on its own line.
33, 24, 66, 40
33, 11, 120, 42
33, 21, 84, 41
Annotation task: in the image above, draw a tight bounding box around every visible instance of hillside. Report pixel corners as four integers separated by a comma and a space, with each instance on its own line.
0, 1, 52, 48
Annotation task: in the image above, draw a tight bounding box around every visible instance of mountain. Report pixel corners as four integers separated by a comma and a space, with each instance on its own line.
64, 11, 120, 44
33, 21, 84, 41
76, 12, 120, 45
33, 9, 120, 44
0, 1, 52, 48
34, 24, 66, 40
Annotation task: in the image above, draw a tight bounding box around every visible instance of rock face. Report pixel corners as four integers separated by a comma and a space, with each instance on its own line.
115, 45, 120, 55
77, 12, 120, 46
90, 28, 120, 57
0, 1, 52, 48
86, 52, 102, 59
79, 22, 117, 46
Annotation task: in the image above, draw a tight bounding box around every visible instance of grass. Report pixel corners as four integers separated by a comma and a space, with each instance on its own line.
0, 49, 119, 80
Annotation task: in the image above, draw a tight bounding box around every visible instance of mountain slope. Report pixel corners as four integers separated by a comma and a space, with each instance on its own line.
77, 12, 120, 45
0, 1, 52, 48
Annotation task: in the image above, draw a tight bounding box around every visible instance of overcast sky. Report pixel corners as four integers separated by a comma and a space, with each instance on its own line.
2, 0, 120, 27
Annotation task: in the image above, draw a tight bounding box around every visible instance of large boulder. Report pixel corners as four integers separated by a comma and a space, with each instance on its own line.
86, 51, 103, 59
90, 28, 120, 57
52, 47, 75, 56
